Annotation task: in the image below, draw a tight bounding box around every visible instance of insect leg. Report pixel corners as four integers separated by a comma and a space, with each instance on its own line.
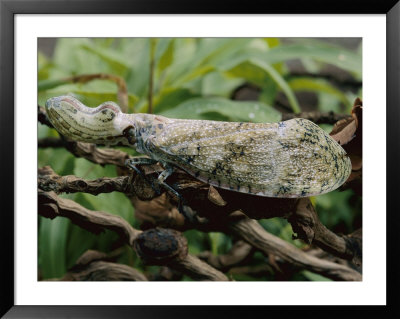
125, 157, 161, 194
157, 165, 195, 220
157, 165, 183, 202
127, 159, 198, 222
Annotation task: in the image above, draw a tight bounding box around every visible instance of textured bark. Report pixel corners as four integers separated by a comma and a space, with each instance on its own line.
197, 241, 254, 272
172, 255, 229, 281
38, 190, 228, 281
228, 212, 362, 281
38, 189, 140, 246
38, 166, 363, 267
59, 261, 148, 281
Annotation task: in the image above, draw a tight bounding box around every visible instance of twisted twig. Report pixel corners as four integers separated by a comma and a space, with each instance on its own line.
227, 212, 361, 281
38, 166, 133, 196
38, 190, 228, 281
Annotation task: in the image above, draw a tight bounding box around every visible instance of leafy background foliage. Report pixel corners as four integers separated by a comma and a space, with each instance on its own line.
38, 38, 362, 281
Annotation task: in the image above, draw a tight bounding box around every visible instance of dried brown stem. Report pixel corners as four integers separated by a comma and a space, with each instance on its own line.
64, 141, 130, 167
38, 163, 362, 268
38, 189, 227, 281
52, 249, 148, 281
228, 264, 275, 278
288, 198, 362, 267
38, 166, 133, 196
38, 189, 140, 245
227, 212, 361, 281
197, 240, 254, 272
59, 261, 148, 281
130, 184, 362, 280
74, 248, 125, 265
38, 172, 360, 281
133, 227, 228, 281
172, 255, 228, 281
123, 166, 362, 266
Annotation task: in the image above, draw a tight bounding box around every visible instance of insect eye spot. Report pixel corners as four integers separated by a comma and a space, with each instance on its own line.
122, 126, 136, 144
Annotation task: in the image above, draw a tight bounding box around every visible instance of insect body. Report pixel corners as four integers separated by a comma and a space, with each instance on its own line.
45, 96, 352, 198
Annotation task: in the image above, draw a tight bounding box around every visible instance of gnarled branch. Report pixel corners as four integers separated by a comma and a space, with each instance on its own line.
38, 165, 362, 267
38, 189, 228, 281
227, 212, 361, 281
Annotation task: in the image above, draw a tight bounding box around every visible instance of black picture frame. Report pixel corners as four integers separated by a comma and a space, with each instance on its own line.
1, 0, 399, 317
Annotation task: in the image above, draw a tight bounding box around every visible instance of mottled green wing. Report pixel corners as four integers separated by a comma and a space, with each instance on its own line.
153, 118, 351, 198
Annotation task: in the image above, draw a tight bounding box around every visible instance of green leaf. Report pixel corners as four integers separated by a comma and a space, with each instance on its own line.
38, 216, 69, 279
300, 57, 320, 73
161, 38, 197, 85
201, 72, 243, 98
208, 232, 221, 255
92, 38, 116, 48
80, 43, 131, 76
38, 78, 70, 91
174, 65, 216, 87
38, 52, 55, 81
263, 38, 280, 49
73, 157, 116, 178
302, 270, 332, 281
159, 97, 281, 123
224, 58, 301, 113
261, 43, 361, 75
225, 60, 268, 86
288, 77, 351, 107
120, 39, 151, 97
259, 79, 279, 106
65, 221, 98, 268
38, 122, 51, 139
221, 42, 361, 77
38, 51, 49, 69
73, 91, 138, 108
157, 39, 175, 72
151, 87, 200, 113
184, 229, 209, 255
315, 189, 360, 232
52, 38, 104, 76
39, 82, 138, 109
317, 92, 342, 113
65, 192, 128, 266
196, 38, 254, 67
259, 218, 287, 237
77, 191, 134, 224
208, 232, 232, 255
38, 147, 75, 175
165, 38, 253, 87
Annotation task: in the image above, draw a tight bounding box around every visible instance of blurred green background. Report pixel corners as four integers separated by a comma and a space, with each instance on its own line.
38, 38, 362, 281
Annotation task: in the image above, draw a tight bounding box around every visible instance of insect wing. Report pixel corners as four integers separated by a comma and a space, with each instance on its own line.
152, 118, 351, 198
